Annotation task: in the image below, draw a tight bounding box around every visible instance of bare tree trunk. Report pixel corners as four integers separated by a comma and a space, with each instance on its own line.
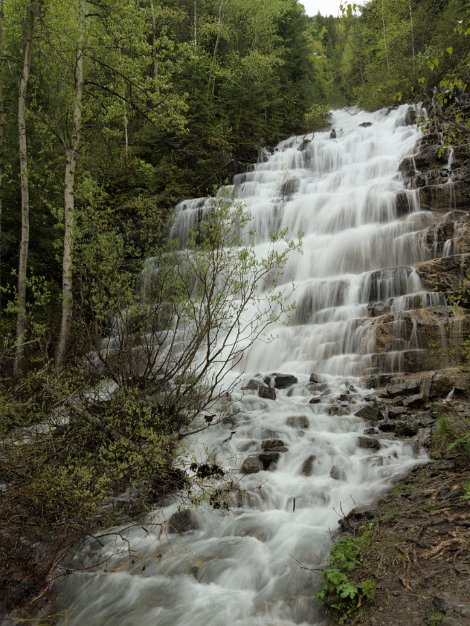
381, 0, 390, 71
124, 104, 129, 163
0, 0, 4, 298
14, 0, 37, 376
408, 0, 416, 67
56, 0, 85, 366
208, 0, 227, 96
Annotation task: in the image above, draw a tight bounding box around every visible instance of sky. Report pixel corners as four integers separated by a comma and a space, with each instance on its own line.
300, 0, 367, 17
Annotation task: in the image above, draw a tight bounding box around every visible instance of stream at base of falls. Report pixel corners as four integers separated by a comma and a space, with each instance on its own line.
57, 106, 436, 625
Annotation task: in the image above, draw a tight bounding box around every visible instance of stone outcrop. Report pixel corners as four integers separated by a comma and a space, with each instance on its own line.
357, 130, 470, 380
416, 253, 470, 292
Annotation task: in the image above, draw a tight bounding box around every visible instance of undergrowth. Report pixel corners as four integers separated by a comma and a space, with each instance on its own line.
316, 522, 376, 624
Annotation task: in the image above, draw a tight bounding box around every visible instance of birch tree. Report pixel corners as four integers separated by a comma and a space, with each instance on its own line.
55, 0, 85, 365
14, 0, 39, 375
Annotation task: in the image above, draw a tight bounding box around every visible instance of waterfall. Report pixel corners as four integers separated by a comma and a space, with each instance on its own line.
57, 106, 435, 626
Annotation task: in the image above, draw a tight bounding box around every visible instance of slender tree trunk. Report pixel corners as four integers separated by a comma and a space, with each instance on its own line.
193, 0, 197, 48
124, 104, 129, 163
208, 0, 226, 96
381, 0, 390, 71
0, 0, 4, 298
408, 0, 416, 67
14, 0, 37, 376
56, 0, 85, 366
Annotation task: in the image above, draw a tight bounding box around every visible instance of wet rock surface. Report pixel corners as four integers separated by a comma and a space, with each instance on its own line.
168, 509, 199, 534
241, 456, 264, 474
271, 374, 298, 389
286, 416, 309, 429
301, 454, 316, 476
258, 386, 276, 400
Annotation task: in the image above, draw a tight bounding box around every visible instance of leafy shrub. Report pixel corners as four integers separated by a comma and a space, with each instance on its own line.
304, 104, 331, 132
316, 523, 376, 624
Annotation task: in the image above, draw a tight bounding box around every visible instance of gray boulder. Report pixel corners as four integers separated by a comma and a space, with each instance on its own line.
357, 436, 381, 451
241, 456, 263, 474
259, 452, 280, 470
355, 405, 382, 421
259, 386, 276, 400
301, 455, 316, 476
286, 416, 309, 429
168, 510, 198, 534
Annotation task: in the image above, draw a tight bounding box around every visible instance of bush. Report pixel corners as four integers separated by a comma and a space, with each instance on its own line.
316, 523, 376, 624
303, 103, 332, 131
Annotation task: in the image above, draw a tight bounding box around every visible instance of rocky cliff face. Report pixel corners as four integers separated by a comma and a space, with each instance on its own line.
364, 126, 470, 393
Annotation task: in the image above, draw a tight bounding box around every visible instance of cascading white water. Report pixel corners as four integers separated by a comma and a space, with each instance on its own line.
57, 106, 436, 626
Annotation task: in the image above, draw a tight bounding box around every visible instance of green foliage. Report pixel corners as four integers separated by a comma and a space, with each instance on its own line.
447, 432, 470, 456
429, 613, 446, 626
304, 103, 331, 131
333, 0, 469, 116
432, 414, 470, 459
448, 281, 470, 310
316, 523, 376, 623
463, 481, 470, 500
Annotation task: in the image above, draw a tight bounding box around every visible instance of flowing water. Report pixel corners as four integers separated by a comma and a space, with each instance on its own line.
57, 106, 439, 625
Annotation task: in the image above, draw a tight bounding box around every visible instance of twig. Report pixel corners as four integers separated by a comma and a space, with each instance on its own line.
289, 554, 324, 572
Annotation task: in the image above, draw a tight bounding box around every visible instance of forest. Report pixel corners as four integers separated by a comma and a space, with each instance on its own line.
0, 0, 468, 619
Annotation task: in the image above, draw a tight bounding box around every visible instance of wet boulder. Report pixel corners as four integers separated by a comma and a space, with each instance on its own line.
330, 465, 343, 480
262, 439, 288, 452
359, 121, 373, 127
399, 157, 416, 179
394, 423, 419, 437
241, 456, 263, 474
242, 378, 262, 391
328, 404, 350, 416
280, 177, 301, 199
309, 397, 322, 404
168, 510, 199, 534
258, 386, 276, 401
357, 436, 381, 451
271, 374, 298, 389
403, 107, 417, 126
355, 405, 382, 421
286, 416, 309, 429
309, 373, 321, 384
378, 421, 396, 433
259, 452, 280, 470
301, 455, 316, 476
